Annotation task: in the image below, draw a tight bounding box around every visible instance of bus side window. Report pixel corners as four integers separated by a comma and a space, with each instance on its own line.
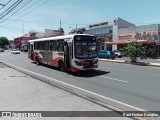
57, 39, 64, 52
39, 41, 42, 50
28, 43, 30, 50
34, 42, 36, 50
44, 41, 49, 51
40, 41, 44, 50
49, 41, 52, 51
34, 42, 38, 50
37, 42, 40, 50
39, 41, 44, 50
52, 40, 57, 51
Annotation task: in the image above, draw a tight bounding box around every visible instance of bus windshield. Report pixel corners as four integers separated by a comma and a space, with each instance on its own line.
74, 36, 97, 59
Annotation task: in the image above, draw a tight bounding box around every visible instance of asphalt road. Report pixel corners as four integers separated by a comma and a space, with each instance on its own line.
0, 51, 160, 111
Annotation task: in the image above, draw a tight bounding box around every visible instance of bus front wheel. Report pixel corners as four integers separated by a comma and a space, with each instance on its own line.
36, 57, 40, 65
58, 61, 65, 72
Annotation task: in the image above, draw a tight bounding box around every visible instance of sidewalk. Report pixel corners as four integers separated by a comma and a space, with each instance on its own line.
0, 62, 132, 120
99, 57, 160, 67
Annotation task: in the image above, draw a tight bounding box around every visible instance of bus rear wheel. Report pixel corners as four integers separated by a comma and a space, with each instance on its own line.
58, 61, 65, 72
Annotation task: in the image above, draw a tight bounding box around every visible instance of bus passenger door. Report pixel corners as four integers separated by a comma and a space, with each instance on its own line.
64, 41, 70, 69
30, 44, 34, 60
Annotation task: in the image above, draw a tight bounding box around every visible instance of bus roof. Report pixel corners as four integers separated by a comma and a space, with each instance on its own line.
29, 34, 94, 42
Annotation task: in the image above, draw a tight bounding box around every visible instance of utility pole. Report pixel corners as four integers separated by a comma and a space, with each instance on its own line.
22, 23, 24, 36
60, 19, 61, 29
76, 24, 77, 33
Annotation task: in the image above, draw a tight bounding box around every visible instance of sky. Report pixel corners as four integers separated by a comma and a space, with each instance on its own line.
1, 0, 160, 40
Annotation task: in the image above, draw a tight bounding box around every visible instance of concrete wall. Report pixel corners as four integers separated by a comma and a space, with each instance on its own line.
118, 24, 159, 34
118, 18, 135, 29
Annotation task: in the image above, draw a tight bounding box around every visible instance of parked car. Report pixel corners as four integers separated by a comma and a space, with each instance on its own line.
0, 48, 4, 52
114, 50, 122, 58
98, 50, 116, 59
11, 49, 20, 54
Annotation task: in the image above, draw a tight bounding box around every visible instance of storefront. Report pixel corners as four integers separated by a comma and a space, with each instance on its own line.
105, 40, 160, 57
115, 24, 160, 57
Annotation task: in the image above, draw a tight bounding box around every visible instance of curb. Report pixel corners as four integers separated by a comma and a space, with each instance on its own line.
99, 59, 160, 67
0, 60, 146, 112
99, 59, 126, 64
148, 63, 160, 67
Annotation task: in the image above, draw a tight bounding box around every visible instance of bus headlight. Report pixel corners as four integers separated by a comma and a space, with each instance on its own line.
74, 61, 82, 66
93, 59, 98, 64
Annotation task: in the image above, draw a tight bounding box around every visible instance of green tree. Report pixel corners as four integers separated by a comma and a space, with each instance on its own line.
121, 41, 147, 62
0, 37, 9, 49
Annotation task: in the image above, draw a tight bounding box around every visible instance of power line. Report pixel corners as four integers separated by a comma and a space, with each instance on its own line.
10, 19, 85, 25
0, 0, 45, 25
0, 0, 23, 20
0, 25, 30, 32
0, 0, 35, 24
0, 0, 50, 27
0, 18, 88, 26
2, 20, 159, 32
0, 0, 12, 10
5, 19, 160, 26
0, 0, 32, 23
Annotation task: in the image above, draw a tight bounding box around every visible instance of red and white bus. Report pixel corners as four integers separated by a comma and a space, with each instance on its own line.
28, 34, 98, 72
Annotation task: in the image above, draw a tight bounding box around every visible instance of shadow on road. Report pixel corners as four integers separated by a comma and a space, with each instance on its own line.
68, 69, 110, 78
32, 62, 109, 78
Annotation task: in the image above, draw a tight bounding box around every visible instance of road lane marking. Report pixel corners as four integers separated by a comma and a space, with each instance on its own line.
98, 66, 110, 69
0, 53, 11, 56
0, 60, 146, 112
99, 76, 128, 83
98, 66, 112, 71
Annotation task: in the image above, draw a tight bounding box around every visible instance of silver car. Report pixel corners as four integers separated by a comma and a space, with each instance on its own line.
11, 49, 20, 54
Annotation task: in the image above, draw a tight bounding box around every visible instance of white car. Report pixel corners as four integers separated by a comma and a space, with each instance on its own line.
11, 49, 20, 54
114, 50, 122, 58
0, 48, 4, 52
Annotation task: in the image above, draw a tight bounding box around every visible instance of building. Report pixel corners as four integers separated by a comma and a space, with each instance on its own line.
115, 24, 160, 57
9, 40, 15, 49
69, 27, 85, 34
29, 31, 45, 39
69, 18, 135, 51
69, 17, 160, 57
14, 34, 31, 49
45, 28, 64, 37
29, 28, 64, 40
